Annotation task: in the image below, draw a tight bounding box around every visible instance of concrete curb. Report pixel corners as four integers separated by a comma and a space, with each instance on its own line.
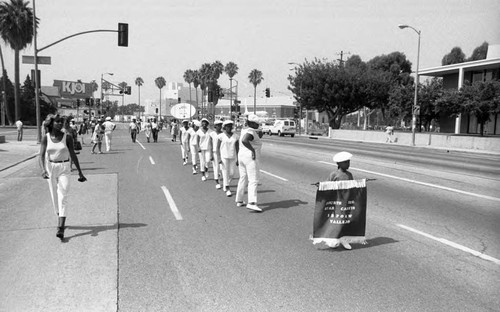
0, 153, 39, 172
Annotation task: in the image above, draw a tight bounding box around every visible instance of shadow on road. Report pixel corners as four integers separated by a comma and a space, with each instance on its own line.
63, 222, 147, 242
318, 236, 399, 252
261, 199, 308, 211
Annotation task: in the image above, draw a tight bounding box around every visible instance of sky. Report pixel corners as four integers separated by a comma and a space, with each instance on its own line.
2, 0, 499, 105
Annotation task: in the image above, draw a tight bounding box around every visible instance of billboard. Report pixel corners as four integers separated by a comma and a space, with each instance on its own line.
53, 80, 93, 98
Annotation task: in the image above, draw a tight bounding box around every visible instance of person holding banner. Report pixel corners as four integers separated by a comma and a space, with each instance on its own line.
329, 151, 354, 182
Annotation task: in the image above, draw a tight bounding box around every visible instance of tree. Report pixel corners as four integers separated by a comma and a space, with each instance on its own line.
0, 70, 14, 123
0, 0, 38, 121
0, 43, 13, 124
154, 76, 166, 119
192, 70, 200, 111
135, 77, 144, 118
418, 78, 443, 131
183, 69, 194, 104
441, 47, 466, 65
288, 58, 367, 129
225, 61, 239, 116
118, 81, 128, 91
20, 74, 35, 123
460, 80, 500, 136
248, 69, 263, 114
468, 42, 489, 61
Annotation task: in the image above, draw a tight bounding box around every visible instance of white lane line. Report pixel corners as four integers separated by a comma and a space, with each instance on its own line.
397, 224, 500, 265
149, 156, 155, 165
260, 169, 288, 181
136, 156, 143, 174
137, 140, 146, 150
317, 161, 500, 202
161, 186, 183, 220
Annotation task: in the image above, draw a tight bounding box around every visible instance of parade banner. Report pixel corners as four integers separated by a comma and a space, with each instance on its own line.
312, 179, 367, 247
170, 103, 196, 119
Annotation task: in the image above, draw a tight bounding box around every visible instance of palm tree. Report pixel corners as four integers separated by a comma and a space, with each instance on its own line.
0, 44, 12, 125
199, 63, 212, 117
192, 70, 200, 118
225, 61, 239, 117
183, 69, 194, 119
0, 0, 38, 121
135, 77, 144, 118
154, 76, 166, 120
248, 69, 264, 113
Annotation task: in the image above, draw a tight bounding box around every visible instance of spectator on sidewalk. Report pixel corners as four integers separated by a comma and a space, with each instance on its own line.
151, 118, 159, 143
91, 118, 105, 154
39, 114, 86, 241
129, 117, 139, 143
16, 119, 23, 141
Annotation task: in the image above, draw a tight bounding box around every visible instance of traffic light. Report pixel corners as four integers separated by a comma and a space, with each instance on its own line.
155, 108, 158, 114
96, 99, 101, 106
90, 98, 95, 106
76, 99, 81, 107
208, 90, 214, 102
118, 23, 128, 47
265, 87, 270, 97
85, 98, 90, 106
178, 97, 181, 103
125, 86, 131, 95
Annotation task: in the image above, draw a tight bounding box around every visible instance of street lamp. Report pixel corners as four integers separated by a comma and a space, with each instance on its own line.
101, 73, 113, 119
288, 62, 303, 135
398, 24, 421, 146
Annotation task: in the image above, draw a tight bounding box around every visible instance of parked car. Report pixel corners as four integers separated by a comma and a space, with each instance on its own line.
261, 121, 274, 135
269, 119, 296, 137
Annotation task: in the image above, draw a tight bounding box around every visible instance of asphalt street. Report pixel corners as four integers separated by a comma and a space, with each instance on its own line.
1, 126, 499, 312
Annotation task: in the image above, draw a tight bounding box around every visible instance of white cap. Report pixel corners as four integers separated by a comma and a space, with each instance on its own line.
201, 118, 209, 123
182, 119, 189, 124
333, 151, 353, 163
105, 116, 111, 121
193, 120, 201, 127
247, 114, 259, 123
214, 119, 223, 125
222, 120, 233, 126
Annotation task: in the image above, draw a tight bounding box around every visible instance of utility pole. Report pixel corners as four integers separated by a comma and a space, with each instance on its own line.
336, 50, 351, 66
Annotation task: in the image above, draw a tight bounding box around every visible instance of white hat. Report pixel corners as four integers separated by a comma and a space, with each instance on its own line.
247, 114, 259, 123
105, 116, 111, 121
333, 151, 353, 163
214, 119, 223, 125
182, 119, 189, 124
201, 118, 209, 123
193, 120, 201, 127
222, 120, 233, 126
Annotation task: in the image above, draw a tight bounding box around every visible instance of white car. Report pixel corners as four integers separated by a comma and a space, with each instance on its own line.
269, 119, 296, 137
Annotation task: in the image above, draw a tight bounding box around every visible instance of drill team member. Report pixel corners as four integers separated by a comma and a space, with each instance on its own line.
211, 119, 223, 189
197, 118, 213, 181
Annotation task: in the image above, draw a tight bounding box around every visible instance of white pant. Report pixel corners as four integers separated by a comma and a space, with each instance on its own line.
212, 152, 221, 181
200, 150, 211, 173
105, 132, 112, 151
221, 158, 237, 188
236, 156, 260, 204
181, 143, 189, 160
46, 161, 71, 217
190, 145, 199, 166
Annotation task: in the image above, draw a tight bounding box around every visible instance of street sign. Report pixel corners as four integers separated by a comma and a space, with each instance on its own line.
22, 55, 51, 65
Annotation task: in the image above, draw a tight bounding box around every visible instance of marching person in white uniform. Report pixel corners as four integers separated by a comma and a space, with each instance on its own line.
197, 118, 213, 181
189, 120, 201, 174
179, 120, 190, 165
210, 119, 223, 189
217, 120, 239, 197
102, 116, 116, 151
235, 114, 263, 211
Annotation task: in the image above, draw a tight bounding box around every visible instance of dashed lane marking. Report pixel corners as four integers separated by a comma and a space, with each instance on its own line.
260, 170, 288, 181
397, 224, 500, 265
149, 156, 155, 165
161, 186, 183, 220
317, 161, 500, 202
137, 140, 146, 150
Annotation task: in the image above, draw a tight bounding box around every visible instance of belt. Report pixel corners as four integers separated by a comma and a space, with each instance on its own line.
49, 159, 70, 163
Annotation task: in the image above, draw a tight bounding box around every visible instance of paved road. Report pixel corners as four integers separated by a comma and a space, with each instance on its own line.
1, 126, 499, 311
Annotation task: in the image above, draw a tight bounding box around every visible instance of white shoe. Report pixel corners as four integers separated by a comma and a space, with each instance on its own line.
192, 169, 197, 175
215, 183, 221, 189
236, 202, 246, 207
226, 190, 232, 197
246, 203, 262, 212
183, 161, 187, 166
201, 176, 207, 181
341, 241, 352, 250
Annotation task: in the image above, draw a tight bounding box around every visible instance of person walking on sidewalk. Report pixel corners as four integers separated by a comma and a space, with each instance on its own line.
39, 114, 87, 241
143, 118, 152, 143
235, 114, 263, 212
197, 118, 213, 182
151, 118, 159, 143
103, 116, 116, 151
16, 119, 23, 141
217, 120, 239, 197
